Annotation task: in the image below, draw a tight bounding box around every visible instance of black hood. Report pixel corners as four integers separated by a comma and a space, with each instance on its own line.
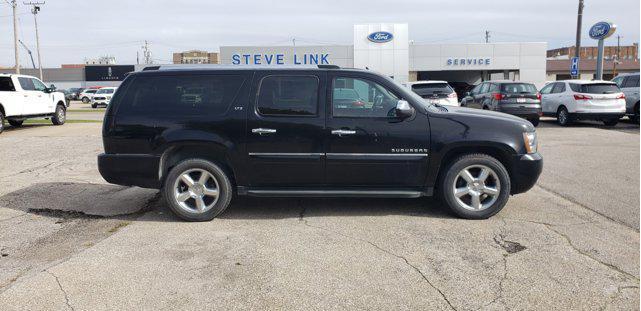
433, 106, 535, 132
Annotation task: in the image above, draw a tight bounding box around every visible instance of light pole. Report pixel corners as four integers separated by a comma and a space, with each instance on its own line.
24, 2, 44, 80
8, 0, 20, 73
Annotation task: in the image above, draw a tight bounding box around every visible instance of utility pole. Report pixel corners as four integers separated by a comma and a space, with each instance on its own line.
8, 0, 20, 73
24, 1, 44, 80
574, 0, 584, 79
485, 31, 490, 43
142, 40, 152, 64
292, 38, 296, 47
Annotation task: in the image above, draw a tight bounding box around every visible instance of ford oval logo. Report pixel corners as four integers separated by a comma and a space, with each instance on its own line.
589, 21, 616, 40
368, 31, 394, 43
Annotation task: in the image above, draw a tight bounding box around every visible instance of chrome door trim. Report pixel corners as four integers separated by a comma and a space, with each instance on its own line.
325, 153, 429, 157
245, 189, 425, 198
248, 153, 325, 156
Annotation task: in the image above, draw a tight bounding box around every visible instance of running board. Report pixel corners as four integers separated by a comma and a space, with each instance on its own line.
237, 188, 430, 198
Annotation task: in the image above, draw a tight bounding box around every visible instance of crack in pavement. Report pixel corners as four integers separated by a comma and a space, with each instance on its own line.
503, 218, 639, 282
534, 185, 638, 232
46, 270, 75, 311
296, 201, 457, 311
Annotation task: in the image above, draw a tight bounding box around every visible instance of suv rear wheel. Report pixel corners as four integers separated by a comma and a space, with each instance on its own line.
440, 154, 511, 219
528, 117, 540, 127
163, 159, 233, 222
557, 107, 571, 126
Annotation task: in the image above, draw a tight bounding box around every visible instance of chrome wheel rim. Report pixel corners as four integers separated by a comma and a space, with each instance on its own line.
559, 110, 567, 124
173, 169, 220, 214
58, 108, 65, 122
452, 165, 500, 211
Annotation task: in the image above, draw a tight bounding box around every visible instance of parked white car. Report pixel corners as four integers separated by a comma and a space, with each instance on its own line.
540, 80, 626, 126
79, 89, 98, 103
91, 87, 117, 108
0, 74, 67, 134
404, 81, 459, 106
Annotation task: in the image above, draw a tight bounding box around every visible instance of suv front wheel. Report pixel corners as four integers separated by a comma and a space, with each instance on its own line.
440, 154, 511, 219
163, 159, 233, 222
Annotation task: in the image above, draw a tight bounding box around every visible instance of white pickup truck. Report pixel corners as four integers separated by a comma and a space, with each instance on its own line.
0, 74, 67, 134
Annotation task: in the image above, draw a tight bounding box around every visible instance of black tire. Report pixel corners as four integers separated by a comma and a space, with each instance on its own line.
91, 104, 97, 109
529, 117, 540, 127
162, 159, 233, 222
631, 104, 640, 123
0, 110, 4, 134
557, 106, 572, 126
81, 97, 89, 103
8, 119, 23, 127
603, 119, 618, 127
439, 154, 511, 219
51, 104, 66, 125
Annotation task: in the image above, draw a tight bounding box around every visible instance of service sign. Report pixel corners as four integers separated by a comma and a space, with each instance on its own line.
367, 31, 394, 43
589, 21, 616, 40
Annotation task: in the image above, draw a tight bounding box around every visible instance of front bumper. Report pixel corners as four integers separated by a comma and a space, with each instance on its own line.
98, 153, 161, 189
510, 152, 543, 195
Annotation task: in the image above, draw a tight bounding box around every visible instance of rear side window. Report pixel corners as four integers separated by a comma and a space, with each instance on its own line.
623, 75, 639, 88
18, 77, 35, 91
257, 75, 318, 116
118, 74, 245, 115
0, 77, 15, 91
552, 83, 566, 93
411, 83, 453, 96
501, 83, 537, 94
575, 83, 620, 94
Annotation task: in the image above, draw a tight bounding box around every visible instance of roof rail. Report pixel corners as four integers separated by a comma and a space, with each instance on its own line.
318, 65, 340, 69
140, 64, 342, 71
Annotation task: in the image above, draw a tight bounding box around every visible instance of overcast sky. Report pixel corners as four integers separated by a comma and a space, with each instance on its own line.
0, 0, 639, 67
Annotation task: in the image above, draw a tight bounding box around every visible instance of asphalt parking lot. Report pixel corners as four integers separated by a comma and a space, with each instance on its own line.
0, 112, 638, 310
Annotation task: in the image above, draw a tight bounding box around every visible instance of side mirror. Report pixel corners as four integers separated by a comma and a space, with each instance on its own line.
49, 84, 56, 91
395, 100, 414, 118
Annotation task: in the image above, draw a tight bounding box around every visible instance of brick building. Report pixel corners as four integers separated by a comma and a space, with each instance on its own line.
172, 50, 220, 64
547, 44, 638, 60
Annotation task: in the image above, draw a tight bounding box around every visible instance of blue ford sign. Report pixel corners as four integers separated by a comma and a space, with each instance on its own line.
368, 31, 394, 43
589, 21, 616, 40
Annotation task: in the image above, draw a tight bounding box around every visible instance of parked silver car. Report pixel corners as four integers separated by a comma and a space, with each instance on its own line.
612, 73, 640, 122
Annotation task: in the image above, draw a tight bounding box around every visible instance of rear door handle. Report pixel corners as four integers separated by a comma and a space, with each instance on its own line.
252, 128, 277, 135
331, 129, 356, 137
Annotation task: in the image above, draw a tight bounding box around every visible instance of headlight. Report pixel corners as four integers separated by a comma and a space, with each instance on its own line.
523, 132, 538, 154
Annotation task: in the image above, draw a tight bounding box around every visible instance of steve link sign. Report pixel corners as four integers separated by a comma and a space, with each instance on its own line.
231, 53, 330, 65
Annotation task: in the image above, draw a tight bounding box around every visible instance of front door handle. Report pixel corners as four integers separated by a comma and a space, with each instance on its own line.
331, 129, 356, 137
252, 128, 277, 135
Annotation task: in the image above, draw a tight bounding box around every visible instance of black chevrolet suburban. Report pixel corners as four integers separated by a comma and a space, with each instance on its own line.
98, 66, 542, 221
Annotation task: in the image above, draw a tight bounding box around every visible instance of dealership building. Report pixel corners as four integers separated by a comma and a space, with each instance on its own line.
219, 23, 547, 87
13, 23, 635, 90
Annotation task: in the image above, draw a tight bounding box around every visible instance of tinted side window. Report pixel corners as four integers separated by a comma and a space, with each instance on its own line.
118, 74, 245, 115
552, 83, 566, 93
479, 83, 489, 94
332, 77, 399, 118
31, 78, 47, 92
623, 75, 639, 88
0, 77, 15, 91
612, 76, 624, 88
488, 83, 499, 93
569, 83, 581, 92
257, 76, 318, 116
540, 83, 553, 94
18, 77, 35, 91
